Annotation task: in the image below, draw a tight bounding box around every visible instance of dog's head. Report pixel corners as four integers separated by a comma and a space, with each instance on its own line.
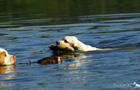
56, 40, 75, 51
0, 48, 16, 66
63, 36, 83, 50
64, 36, 79, 45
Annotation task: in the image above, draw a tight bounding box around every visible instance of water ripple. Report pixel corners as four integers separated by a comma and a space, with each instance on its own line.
0, 13, 140, 90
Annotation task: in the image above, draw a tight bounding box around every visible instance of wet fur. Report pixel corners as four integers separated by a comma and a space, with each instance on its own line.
0, 51, 6, 65
63, 36, 101, 51
0, 48, 16, 66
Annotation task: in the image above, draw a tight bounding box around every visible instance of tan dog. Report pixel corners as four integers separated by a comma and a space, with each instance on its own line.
0, 48, 16, 66
0, 65, 16, 74
63, 36, 102, 51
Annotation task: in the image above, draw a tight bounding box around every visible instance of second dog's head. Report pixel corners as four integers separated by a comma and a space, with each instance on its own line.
56, 40, 75, 51
0, 48, 16, 66
63, 36, 84, 50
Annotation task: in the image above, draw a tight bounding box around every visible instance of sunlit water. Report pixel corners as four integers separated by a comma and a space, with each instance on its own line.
0, 13, 140, 90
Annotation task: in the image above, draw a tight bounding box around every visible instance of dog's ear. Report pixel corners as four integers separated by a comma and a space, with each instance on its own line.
0, 51, 7, 65
0, 51, 7, 57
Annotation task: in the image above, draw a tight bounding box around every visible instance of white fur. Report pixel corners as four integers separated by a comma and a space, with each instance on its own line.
57, 57, 62, 64
0, 48, 8, 55
0, 47, 15, 65
57, 40, 75, 51
134, 82, 140, 89
64, 36, 102, 51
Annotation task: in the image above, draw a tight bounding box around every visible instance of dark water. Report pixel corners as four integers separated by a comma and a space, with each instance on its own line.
0, 0, 140, 90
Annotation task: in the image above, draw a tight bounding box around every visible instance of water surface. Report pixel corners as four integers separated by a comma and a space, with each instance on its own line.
0, 0, 140, 90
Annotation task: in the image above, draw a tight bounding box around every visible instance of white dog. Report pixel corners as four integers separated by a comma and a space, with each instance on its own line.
62, 36, 102, 51
56, 40, 75, 51
133, 82, 140, 89
0, 48, 16, 65
55, 36, 135, 52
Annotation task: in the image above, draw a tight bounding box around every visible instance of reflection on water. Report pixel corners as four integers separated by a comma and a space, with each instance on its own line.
0, 65, 16, 74
0, 0, 140, 89
52, 51, 88, 59
0, 12, 140, 90
0, 65, 16, 88
1, 0, 140, 19
0, 83, 15, 88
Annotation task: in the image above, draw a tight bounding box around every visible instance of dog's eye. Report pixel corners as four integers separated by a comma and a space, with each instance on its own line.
2, 51, 7, 57
64, 39, 68, 43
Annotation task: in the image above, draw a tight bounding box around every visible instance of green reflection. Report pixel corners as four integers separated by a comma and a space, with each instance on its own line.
0, 0, 140, 26
0, 0, 140, 18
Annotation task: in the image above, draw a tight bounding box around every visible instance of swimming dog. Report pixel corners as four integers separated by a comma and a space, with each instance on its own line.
0, 48, 16, 66
49, 36, 102, 52
49, 40, 75, 52
50, 36, 138, 53
63, 36, 102, 51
